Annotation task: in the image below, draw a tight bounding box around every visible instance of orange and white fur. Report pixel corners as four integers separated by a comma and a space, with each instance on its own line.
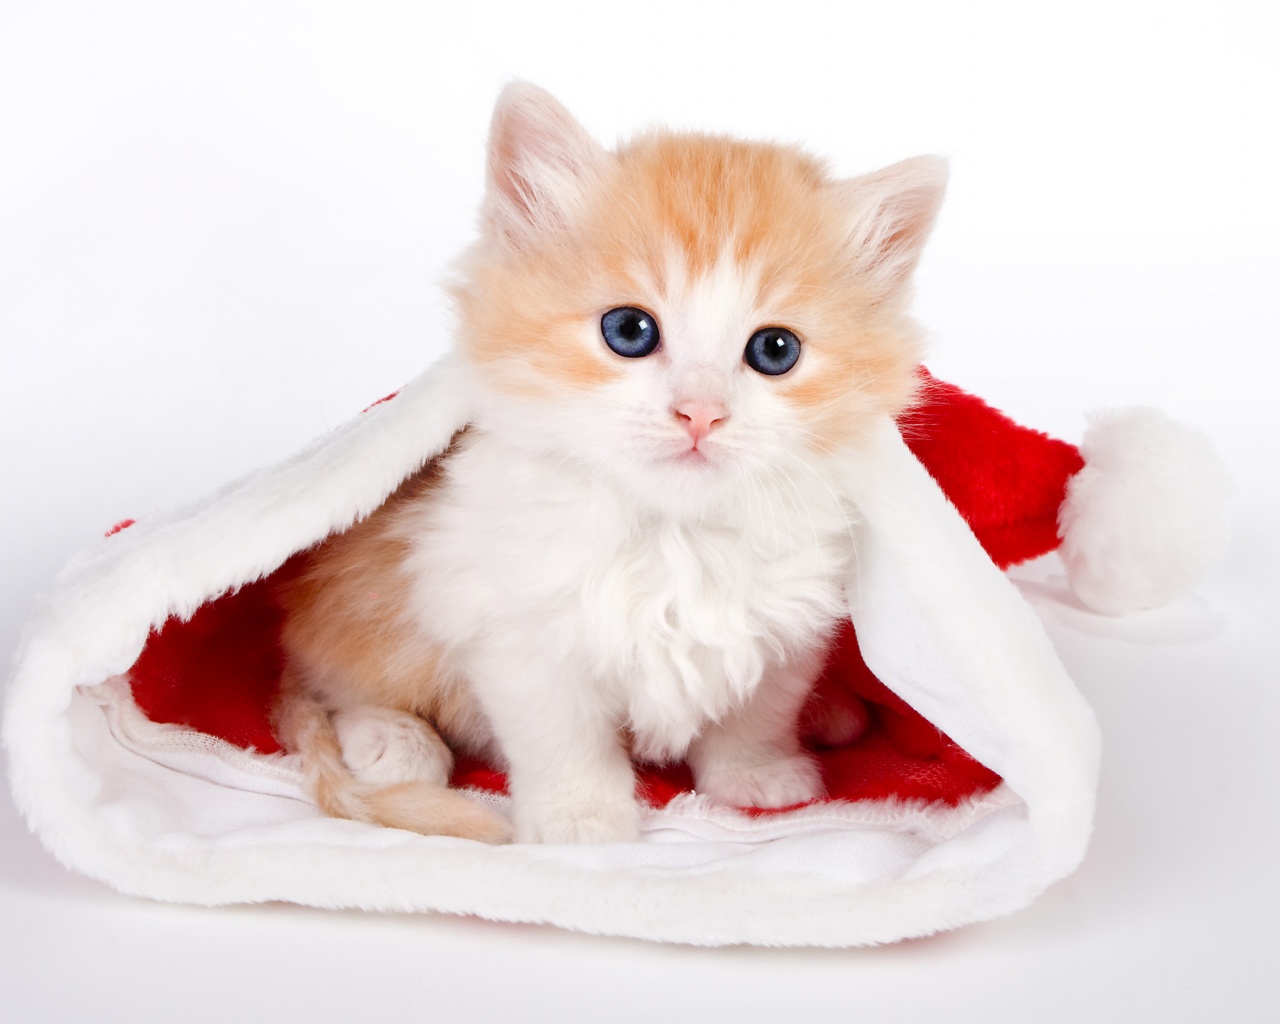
275, 84, 947, 845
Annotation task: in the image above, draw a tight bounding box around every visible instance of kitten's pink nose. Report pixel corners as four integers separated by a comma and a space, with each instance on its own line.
672, 401, 727, 447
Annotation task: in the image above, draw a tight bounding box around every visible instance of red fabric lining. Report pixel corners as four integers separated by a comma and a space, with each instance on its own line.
125, 372, 1079, 810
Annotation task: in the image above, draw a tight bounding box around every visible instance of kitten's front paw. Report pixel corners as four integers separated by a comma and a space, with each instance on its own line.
516, 798, 643, 845
697, 753, 823, 809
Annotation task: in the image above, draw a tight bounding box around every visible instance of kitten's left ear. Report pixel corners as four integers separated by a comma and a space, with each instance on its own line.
835, 155, 949, 299
483, 82, 608, 249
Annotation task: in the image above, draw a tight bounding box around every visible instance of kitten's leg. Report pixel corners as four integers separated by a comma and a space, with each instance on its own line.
803, 681, 871, 749
331, 704, 453, 787
275, 676, 511, 843
689, 646, 826, 809
467, 646, 641, 844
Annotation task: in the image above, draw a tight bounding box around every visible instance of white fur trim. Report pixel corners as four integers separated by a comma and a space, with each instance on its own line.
1059, 408, 1231, 615
3, 359, 1100, 947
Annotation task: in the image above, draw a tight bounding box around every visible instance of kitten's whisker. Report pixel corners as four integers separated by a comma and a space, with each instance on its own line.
789, 451, 861, 563
774, 463, 823, 553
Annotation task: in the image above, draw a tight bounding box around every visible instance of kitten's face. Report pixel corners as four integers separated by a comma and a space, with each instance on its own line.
452, 85, 945, 512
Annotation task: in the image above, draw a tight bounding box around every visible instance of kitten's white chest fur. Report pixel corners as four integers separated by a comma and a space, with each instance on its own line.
402, 427, 854, 761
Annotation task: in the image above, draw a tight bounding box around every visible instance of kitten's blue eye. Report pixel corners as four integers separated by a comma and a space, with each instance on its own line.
601, 306, 660, 358
744, 327, 801, 376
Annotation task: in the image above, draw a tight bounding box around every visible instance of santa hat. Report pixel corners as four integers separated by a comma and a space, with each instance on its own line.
902, 371, 1230, 607
2, 360, 1227, 947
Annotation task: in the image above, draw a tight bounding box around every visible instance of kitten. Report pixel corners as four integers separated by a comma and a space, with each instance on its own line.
274, 83, 946, 845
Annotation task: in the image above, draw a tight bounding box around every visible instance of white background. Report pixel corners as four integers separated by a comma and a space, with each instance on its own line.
2, 1, 1277, 1021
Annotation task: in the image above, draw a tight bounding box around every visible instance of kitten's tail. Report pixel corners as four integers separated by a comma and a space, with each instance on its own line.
274, 683, 512, 845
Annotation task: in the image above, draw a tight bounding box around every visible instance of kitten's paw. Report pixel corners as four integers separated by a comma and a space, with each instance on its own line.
697, 753, 823, 809
805, 693, 870, 749
516, 798, 643, 845
332, 706, 452, 787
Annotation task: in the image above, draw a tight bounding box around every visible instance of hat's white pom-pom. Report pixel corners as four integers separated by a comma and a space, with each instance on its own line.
1058, 409, 1231, 615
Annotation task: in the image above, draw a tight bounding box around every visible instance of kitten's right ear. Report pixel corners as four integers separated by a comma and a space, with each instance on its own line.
482, 83, 607, 248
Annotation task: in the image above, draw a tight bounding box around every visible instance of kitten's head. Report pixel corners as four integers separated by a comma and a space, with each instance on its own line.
451, 83, 945, 512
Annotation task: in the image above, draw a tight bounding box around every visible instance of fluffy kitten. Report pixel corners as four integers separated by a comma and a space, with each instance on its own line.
274, 83, 946, 845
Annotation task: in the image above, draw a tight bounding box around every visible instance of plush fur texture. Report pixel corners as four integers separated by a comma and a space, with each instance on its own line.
1059, 408, 1231, 614
277, 84, 949, 844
